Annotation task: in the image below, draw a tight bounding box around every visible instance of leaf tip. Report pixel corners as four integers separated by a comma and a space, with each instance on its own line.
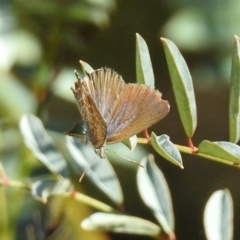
160, 37, 168, 43
233, 34, 240, 40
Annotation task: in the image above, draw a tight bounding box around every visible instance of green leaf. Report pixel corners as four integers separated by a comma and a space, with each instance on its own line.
66, 3, 114, 27
122, 135, 137, 151
31, 179, 72, 203
161, 38, 197, 137
204, 189, 233, 240
137, 155, 174, 234
66, 137, 123, 206
52, 68, 76, 102
136, 33, 155, 87
229, 35, 240, 143
151, 133, 183, 168
198, 140, 240, 164
79, 60, 94, 74
81, 213, 161, 237
0, 73, 37, 120
19, 114, 69, 179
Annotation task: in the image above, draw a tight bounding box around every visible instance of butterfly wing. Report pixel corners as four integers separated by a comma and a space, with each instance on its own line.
72, 76, 107, 148
83, 68, 125, 122
106, 84, 170, 144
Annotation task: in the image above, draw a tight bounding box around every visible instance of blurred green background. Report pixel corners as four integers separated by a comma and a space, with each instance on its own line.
1, 0, 240, 239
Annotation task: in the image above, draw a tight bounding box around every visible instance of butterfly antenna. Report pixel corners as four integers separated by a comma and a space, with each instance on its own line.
105, 149, 145, 168
79, 157, 96, 182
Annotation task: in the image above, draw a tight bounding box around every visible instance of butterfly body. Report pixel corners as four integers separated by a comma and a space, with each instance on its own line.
67, 67, 170, 158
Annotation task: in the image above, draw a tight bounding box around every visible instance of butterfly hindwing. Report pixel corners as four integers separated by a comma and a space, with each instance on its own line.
106, 84, 169, 144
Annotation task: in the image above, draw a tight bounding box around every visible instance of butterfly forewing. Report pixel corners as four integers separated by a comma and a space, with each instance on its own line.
83, 68, 125, 122
72, 79, 86, 121
84, 94, 107, 147
72, 76, 107, 148
106, 84, 169, 144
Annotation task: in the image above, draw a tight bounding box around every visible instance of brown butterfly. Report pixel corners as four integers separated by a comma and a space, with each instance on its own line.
66, 67, 170, 158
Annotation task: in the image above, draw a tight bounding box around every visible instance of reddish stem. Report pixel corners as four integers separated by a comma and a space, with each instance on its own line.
159, 232, 176, 240
70, 190, 76, 198
143, 129, 151, 142
118, 204, 125, 213
233, 162, 240, 166
187, 137, 198, 153
0, 170, 9, 186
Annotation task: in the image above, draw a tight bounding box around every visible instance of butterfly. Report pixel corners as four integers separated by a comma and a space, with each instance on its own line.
66, 67, 169, 158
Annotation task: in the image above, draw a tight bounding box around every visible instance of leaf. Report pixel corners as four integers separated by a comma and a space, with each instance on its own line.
204, 189, 233, 240
137, 155, 174, 234
81, 213, 161, 237
31, 179, 73, 203
161, 38, 197, 137
66, 2, 114, 27
229, 35, 240, 143
198, 140, 240, 164
79, 60, 94, 75
52, 68, 76, 102
19, 114, 69, 179
151, 133, 183, 168
0, 73, 37, 120
122, 135, 137, 151
136, 33, 155, 87
66, 137, 123, 206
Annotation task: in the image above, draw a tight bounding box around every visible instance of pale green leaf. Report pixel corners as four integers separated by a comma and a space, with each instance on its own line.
19, 114, 69, 179
161, 38, 197, 137
229, 35, 240, 143
122, 135, 137, 151
204, 189, 233, 240
81, 213, 161, 237
66, 137, 123, 206
31, 179, 72, 203
151, 133, 183, 168
137, 155, 174, 234
198, 140, 240, 164
136, 33, 155, 87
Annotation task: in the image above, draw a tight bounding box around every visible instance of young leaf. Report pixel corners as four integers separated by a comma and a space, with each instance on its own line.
79, 60, 94, 74
81, 213, 161, 237
204, 189, 233, 240
161, 38, 197, 137
137, 155, 174, 234
31, 179, 72, 203
122, 135, 137, 151
66, 137, 123, 206
198, 140, 240, 164
136, 33, 155, 87
151, 133, 183, 168
229, 35, 240, 143
52, 68, 77, 102
19, 114, 69, 179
